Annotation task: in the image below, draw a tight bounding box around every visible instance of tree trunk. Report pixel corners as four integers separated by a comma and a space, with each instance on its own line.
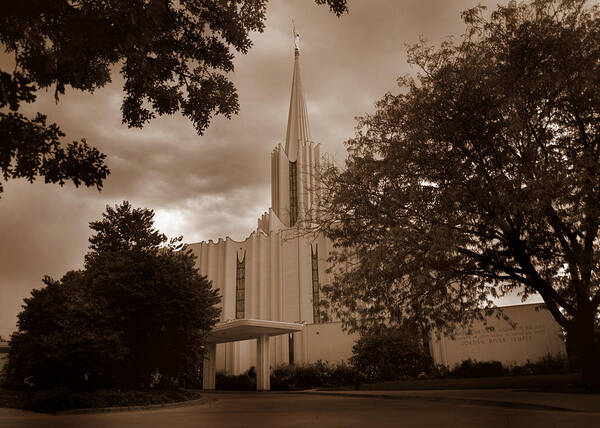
567, 314, 600, 391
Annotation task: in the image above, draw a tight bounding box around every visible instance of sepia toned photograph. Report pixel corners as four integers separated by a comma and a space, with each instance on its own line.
1, 1, 599, 426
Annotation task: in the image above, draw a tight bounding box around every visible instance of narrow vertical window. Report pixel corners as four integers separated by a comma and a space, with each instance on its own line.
236, 251, 246, 319
311, 245, 321, 324
289, 161, 298, 226
288, 333, 295, 365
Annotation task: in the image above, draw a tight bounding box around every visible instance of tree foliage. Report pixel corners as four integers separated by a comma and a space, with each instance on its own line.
315, 0, 600, 388
85, 200, 166, 264
0, 0, 347, 196
5, 201, 221, 389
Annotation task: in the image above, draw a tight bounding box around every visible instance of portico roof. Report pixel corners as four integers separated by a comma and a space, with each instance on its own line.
206, 319, 304, 344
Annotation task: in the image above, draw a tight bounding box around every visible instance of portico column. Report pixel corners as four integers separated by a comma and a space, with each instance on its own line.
202, 343, 217, 390
256, 335, 270, 391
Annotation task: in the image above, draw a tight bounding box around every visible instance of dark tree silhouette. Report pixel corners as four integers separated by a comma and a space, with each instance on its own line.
315, 0, 600, 389
6, 201, 221, 389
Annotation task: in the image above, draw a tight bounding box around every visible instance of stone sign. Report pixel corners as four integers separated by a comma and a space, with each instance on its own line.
429, 303, 566, 368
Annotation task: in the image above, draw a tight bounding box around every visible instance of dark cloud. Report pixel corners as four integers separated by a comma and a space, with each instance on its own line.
1, 0, 524, 338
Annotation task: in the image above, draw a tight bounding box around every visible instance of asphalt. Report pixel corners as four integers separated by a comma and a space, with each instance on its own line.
1, 391, 600, 428
17, 387, 600, 415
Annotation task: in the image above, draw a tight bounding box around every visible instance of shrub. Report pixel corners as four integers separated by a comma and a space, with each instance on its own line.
508, 354, 568, 376
270, 361, 363, 390
351, 326, 432, 382
450, 359, 505, 378
527, 354, 568, 375
270, 364, 295, 390
328, 363, 363, 387
433, 355, 569, 379
292, 362, 329, 389
428, 364, 450, 378
215, 370, 255, 391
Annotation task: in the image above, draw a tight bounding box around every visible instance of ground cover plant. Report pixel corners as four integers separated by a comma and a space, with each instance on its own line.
0, 387, 204, 414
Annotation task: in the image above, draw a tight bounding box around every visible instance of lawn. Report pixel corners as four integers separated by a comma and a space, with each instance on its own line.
344, 373, 583, 392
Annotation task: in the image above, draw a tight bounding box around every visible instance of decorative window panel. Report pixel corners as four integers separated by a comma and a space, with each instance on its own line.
236, 251, 246, 319
311, 245, 321, 324
289, 161, 298, 226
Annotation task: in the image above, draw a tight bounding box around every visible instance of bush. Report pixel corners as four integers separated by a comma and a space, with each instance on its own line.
430, 355, 569, 379
428, 364, 451, 379
270, 361, 363, 390
328, 363, 363, 387
508, 354, 568, 376
451, 359, 505, 378
351, 326, 432, 382
215, 370, 255, 391
527, 354, 568, 374
270, 363, 322, 390
292, 362, 329, 389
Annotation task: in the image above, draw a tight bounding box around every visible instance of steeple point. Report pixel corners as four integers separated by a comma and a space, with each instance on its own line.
284, 30, 311, 162
294, 31, 300, 56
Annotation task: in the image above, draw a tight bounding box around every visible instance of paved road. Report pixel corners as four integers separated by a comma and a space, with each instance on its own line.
0, 392, 598, 428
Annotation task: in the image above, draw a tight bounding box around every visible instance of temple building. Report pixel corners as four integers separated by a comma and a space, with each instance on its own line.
188, 36, 357, 385
191, 37, 567, 391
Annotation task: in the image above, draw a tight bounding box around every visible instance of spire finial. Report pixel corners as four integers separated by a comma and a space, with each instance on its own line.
284, 20, 310, 161
292, 21, 300, 56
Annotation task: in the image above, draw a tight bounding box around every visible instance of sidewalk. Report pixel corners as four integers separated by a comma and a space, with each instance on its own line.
300, 388, 600, 413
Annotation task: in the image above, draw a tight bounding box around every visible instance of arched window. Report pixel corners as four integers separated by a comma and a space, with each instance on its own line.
289, 161, 298, 226
236, 251, 246, 319
311, 245, 321, 323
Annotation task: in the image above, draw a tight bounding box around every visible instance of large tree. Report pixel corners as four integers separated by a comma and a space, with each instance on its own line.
315, 0, 600, 389
5, 201, 221, 389
0, 0, 347, 196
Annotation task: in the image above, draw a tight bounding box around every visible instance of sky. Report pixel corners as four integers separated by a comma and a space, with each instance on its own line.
0, 0, 534, 339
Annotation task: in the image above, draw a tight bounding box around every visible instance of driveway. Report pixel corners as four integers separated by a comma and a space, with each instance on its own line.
0, 392, 597, 428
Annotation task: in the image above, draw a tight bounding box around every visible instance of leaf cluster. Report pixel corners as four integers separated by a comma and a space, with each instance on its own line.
0, 0, 269, 133
0, 0, 347, 196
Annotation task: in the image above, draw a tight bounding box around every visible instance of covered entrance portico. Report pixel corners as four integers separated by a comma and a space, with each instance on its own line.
203, 319, 303, 391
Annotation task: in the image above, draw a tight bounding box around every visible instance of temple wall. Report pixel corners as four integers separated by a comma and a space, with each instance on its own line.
304, 322, 358, 365
429, 303, 567, 368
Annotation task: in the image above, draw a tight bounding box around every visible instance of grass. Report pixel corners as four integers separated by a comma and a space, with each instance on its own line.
326, 373, 583, 392
0, 387, 204, 414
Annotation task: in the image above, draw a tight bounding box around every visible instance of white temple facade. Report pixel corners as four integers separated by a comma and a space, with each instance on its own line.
187, 40, 357, 375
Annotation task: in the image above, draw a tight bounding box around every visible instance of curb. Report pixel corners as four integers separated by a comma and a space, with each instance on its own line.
297, 391, 581, 413
55, 396, 216, 415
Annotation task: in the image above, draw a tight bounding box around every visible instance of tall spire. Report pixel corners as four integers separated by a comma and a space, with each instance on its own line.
284, 30, 311, 162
